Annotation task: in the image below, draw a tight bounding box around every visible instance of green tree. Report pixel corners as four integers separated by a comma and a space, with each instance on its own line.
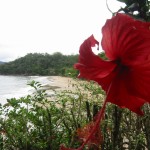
0, 53, 78, 76
117, 0, 150, 21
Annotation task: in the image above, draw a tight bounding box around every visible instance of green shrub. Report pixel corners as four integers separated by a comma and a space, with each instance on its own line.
0, 80, 149, 149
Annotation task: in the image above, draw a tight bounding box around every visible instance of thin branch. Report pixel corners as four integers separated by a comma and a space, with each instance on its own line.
106, 0, 113, 14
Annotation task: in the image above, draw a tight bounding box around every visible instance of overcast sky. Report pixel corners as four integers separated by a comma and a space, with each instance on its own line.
0, 0, 124, 62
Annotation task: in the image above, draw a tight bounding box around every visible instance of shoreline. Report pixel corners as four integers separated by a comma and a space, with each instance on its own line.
0, 76, 76, 105
41, 76, 77, 95
38, 76, 78, 106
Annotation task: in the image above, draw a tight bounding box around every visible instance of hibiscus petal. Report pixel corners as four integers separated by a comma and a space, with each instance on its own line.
101, 13, 150, 114
106, 74, 146, 115
94, 70, 117, 92
127, 61, 150, 102
101, 13, 150, 64
74, 35, 116, 81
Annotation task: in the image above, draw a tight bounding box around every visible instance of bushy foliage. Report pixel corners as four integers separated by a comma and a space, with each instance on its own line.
117, 0, 150, 21
0, 80, 149, 150
0, 80, 99, 150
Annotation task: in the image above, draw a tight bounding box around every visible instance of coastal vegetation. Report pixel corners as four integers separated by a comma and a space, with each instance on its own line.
0, 52, 78, 77
0, 80, 149, 149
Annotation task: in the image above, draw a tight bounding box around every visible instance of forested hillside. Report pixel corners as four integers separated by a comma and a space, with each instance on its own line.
0, 52, 78, 76
0, 61, 5, 64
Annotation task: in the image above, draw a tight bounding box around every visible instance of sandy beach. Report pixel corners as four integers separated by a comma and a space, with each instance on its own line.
41, 76, 77, 96
48, 76, 75, 90
42, 76, 104, 101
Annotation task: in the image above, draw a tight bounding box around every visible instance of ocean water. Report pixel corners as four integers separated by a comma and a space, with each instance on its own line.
0, 75, 50, 105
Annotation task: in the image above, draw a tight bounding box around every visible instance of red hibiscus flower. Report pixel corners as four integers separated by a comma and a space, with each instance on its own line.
60, 13, 150, 150
75, 13, 150, 115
